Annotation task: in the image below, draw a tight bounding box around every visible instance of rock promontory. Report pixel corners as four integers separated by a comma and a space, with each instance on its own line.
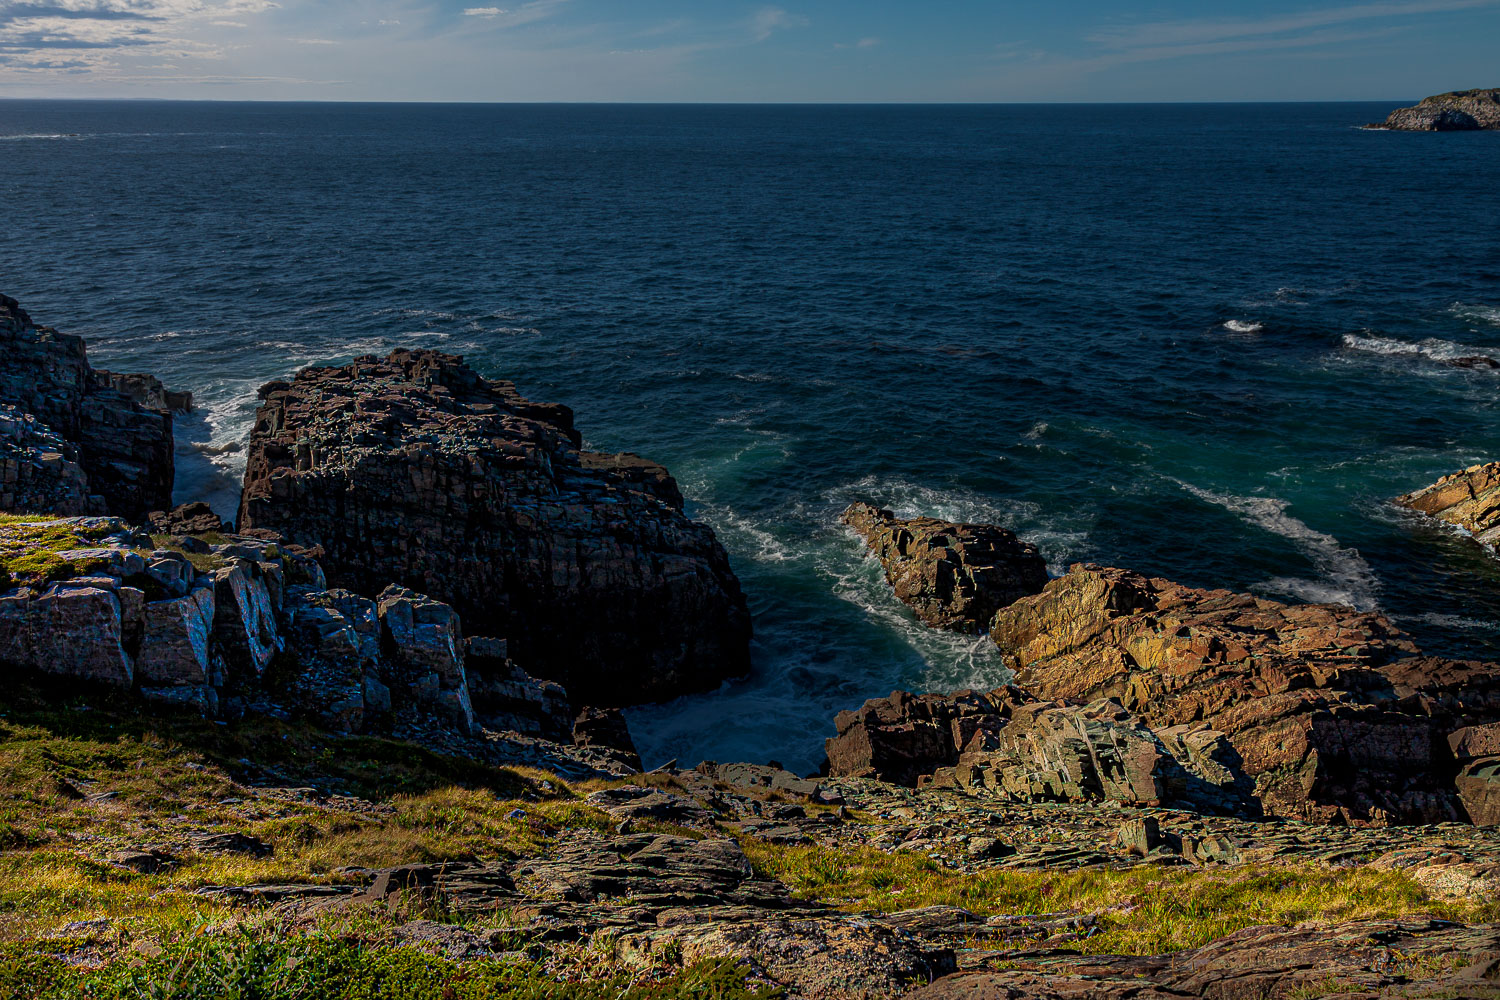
1396, 461, 1500, 548
840, 501, 1048, 632
1374, 88, 1500, 130
238, 349, 751, 706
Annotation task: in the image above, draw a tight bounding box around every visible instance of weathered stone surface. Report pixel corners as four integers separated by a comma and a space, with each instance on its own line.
377, 584, 473, 734
147, 502, 229, 536
133, 584, 215, 687
841, 501, 1048, 632
1397, 461, 1500, 547
0, 403, 101, 516
827, 689, 1007, 787
238, 349, 750, 705
212, 563, 281, 680
991, 564, 1500, 824
93, 371, 192, 415
0, 582, 132, 687
911, 920, 1500, 999
1376, 88, 1500, 130
277, 587, 381, 732
0, 294, 176, 520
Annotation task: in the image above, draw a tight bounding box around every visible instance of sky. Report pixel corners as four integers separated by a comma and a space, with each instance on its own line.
0, 0, 1496, 102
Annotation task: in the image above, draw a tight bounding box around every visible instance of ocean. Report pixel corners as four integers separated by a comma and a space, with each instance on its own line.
3, 100, 1498, 772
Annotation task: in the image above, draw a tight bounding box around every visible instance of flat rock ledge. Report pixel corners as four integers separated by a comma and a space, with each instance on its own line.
841, 501, 1048, 632
1373, 87, 1500, 130
1396, 461, 1500, 547
238, 349, 751, 706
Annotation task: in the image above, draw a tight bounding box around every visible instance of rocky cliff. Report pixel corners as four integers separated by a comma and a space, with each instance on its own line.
1375, 88, 1500, 130
0, 295, 177, 520
238, 349, 751, 705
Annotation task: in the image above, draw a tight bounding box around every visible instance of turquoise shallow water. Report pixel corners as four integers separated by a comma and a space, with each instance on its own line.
3, 100, 1499, 771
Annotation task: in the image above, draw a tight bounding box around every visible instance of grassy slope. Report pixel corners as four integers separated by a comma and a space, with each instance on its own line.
0, 682, 1491, 996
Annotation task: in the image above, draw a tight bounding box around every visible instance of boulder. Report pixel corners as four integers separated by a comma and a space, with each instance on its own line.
212, 562, 281, 680
147, 502, 229, 536
0, 294, 177, 520
992, 564, 1500, 824
840, 501, 1047, 631
237, 349, 750, 705
1376, 88, 1500, 130
1396, 461, 1500, 547
133, 583, 216, 687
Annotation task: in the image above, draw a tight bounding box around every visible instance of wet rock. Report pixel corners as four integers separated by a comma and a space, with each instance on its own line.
841, 501, 1048, 632
237, 349, 750, 705
1397, 461, 1500, 547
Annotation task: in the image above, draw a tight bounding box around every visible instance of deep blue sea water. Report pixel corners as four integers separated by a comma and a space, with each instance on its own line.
3, 100, 1499, 772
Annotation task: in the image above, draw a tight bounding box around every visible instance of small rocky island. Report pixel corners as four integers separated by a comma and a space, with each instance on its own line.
1371, 87, 1500, 130
4, 292, 1500, 998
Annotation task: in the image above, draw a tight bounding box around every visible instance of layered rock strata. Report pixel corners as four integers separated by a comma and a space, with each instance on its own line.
1396, 461, 1500, 547
0, 295, 177, 520
1375, 88, 1500, 130
238, 349, 750, 705
989, 565, 1500, 824
841, 501, 1048, 631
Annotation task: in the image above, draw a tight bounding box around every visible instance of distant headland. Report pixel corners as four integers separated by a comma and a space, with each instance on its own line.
1370, 88, 1500, 130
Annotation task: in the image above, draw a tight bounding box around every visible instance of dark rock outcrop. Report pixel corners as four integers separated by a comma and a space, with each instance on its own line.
841, 501, 1047, 632
990, 564, 1500, 824
1396, 461, 1500, 548
238, 349, 750, 705
1375, 88, 1500, 130
147, 502, 230, 536
0, 295, 176, 520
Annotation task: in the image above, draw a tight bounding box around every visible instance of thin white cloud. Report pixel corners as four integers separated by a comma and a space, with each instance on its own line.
0, 0, 276, 73
1091, 0, 1499, 49
750, 6, 805, 42
461, 0, 565, 28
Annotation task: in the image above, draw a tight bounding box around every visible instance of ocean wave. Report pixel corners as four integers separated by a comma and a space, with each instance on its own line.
1341, 332, 1497, 367
1451, 303, 1500, 327
1222, 320, 1264, 334
0, 133, 85, 141
1175, 480, 1379, 610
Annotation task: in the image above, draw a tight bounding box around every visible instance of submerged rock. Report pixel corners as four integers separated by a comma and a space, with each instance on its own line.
1396, 461, 1500, 548
841, 501, 1047, 632
1374, 88, 1500, 130
238, 349, 750, 705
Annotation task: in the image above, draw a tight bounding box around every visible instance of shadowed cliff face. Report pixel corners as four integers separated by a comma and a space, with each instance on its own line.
0, 294, 175, 521
238, 348, 751, 706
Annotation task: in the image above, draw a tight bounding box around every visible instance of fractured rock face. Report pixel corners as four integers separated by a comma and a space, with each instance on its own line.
1396, 461, 1500, 548
0, 581, 133, 688
0, 294, 176, 520
841, 501, 1048, 632
0, 403, 102, 516
238, 349, 750, 706
992, 564, 1500, 824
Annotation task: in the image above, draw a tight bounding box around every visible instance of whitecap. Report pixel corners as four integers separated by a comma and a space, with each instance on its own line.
1222, 320, 1264, 334
1175, 480, 1379, 610
1341, 331, 1498, 366
1450, 303, 1500, 328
